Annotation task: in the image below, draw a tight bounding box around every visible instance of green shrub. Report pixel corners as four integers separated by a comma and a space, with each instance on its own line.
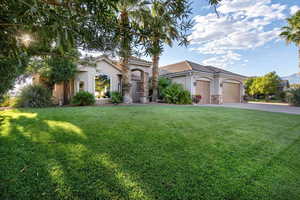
71, 91, 95, 106
287, 88, 300, 106
110, 91, 123, 104
158, 77, 172, 99
17, 84, 53, 108
163, 83, 192, 104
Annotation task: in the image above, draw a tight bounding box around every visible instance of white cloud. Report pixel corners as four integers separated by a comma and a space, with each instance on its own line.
189, 0, 287, 68
290, 5, 300, 15
202, 51, 241, 68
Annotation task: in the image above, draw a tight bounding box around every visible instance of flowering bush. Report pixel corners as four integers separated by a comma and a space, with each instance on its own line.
192, 95, 202, 104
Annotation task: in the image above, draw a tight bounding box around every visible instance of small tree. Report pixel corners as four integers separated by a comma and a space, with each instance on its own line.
248, 72, 282, 99
260, 72, 282, 97
43, 56, 77, 104
244, 77, 256, 96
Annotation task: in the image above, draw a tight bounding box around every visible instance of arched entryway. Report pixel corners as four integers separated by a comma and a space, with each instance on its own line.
131, 69, 148, 103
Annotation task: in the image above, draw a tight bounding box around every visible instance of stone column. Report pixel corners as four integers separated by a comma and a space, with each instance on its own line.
140, 71, 148, 103
211, 75, 222, 104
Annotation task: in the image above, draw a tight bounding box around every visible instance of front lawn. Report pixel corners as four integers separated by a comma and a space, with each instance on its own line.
1, 105, 300, 200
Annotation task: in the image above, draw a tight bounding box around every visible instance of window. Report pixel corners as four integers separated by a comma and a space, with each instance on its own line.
79, 81, 84, 91
95, 74, 110, 98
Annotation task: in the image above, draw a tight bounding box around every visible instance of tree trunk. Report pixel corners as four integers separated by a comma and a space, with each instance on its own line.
119, 10, 132, 104
63, 80, 69, 105
120, 58, 132, 104
152, 54, 159, 102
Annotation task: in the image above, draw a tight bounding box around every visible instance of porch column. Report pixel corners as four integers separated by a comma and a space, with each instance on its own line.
140, 71, 148, 104
211, 75, 222, 104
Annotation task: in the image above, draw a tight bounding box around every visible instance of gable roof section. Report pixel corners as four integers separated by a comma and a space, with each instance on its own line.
77, 55, 123, 72
96, 55, 123, 71
128, 56, 152, 67
160, 60, 247, 78
160, 61, 192, 73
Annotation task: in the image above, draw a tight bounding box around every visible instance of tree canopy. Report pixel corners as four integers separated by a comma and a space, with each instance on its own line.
0, 0, 118, 98
280, 11, 300, 70
0, 0, 218, 101
245, 72, 283, 99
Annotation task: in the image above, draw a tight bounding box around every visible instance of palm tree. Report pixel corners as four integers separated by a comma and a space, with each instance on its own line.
116, 0, 148, 103
138, 0, 191, 102
280, 11, 300, 70
141, 0, 220, 102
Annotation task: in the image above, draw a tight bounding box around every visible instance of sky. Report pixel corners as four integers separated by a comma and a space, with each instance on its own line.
158, 0, 300, 77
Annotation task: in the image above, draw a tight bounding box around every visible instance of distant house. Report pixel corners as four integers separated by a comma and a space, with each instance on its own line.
282, 73, 300, 85
160, 60, 247, 104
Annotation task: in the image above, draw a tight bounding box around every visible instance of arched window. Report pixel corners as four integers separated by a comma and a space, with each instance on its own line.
95, 74, 110, 99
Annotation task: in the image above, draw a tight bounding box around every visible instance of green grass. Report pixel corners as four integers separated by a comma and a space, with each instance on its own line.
1, 105, 300, 200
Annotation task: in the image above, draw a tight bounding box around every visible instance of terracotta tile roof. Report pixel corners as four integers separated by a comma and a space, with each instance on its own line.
159, 61, 192, 73
160, 60, 246, 78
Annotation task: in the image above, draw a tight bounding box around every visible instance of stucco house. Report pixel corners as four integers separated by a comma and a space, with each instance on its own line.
160, 60, 247, 104
33, 56, 152, 104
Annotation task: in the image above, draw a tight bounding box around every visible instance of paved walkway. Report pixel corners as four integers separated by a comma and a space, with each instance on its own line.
200, 103, 300, 115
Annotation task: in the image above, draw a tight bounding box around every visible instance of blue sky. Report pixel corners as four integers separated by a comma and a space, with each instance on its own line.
158, 0, 300, 77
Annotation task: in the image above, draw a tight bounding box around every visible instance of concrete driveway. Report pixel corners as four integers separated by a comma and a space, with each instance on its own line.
201, 102, 300, 115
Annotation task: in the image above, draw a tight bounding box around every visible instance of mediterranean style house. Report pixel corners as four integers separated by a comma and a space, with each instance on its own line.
160, 60, 247, 104
33, 56, 152, 104
32, 57, 246, 105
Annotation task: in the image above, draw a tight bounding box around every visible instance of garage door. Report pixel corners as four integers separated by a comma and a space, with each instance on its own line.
223, 82, 240, 103
196, 80, 210, 104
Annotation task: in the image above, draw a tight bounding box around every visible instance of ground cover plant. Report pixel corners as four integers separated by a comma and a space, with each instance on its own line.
1, 105, 300, 200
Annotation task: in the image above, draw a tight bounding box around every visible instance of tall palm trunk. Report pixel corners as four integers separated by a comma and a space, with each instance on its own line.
120, 58, 132, 103
120, 11, 132, 104
152, 54, 159, 102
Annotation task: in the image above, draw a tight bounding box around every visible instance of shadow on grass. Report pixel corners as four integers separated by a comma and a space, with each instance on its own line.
1, 107, 300, 200
0, 111, 154, 200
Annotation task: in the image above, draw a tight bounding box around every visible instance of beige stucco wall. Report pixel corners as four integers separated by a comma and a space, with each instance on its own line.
74, 60, 122, 95
166, 71, 246, 104
171, 76, 192, 91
